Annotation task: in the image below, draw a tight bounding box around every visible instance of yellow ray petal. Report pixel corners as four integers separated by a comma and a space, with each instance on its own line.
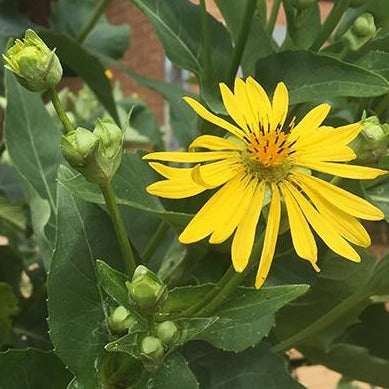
183, 97, 246, 140
288, 104, 331, 143
291, 172, 384, 220
179, 176, 242, 243
145, 179, 206, 199
189, 134, 244, 151
297, 160, 387, 179
255, 184, 281, 289
272, 82, 289, 129
287, 183, 361, 263
296, 179, 371, 247
143, 151, 237, 163
219, 83, 247, 131
232, 181, 266, 272
209, 177, 256, 244
280, 182, 318, 268
293, 146, 356, 163
234, 78, 257, 130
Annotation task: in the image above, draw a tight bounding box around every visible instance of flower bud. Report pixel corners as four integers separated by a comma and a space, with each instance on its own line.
291, 0, 316, 10
108, 306, 135, 335
3, 29, 62, 92
140, 336, 165, 371
342, 13, 376, 51
127, 266, 168, 314
61, 119, 123, 185
156, 321, 179, 348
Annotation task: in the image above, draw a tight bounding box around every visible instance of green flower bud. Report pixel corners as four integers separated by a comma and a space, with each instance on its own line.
291, 0, 315, 10
61, 119, 123, 185
3, 29, 62, 92
140, 336, 164, 362
342, 13, 376, 51
156, 321, 179, 348
108, 306, 135, 335
127, 266, 167, 314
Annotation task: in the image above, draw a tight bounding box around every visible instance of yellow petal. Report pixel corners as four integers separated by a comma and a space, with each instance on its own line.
293, 146, 356, 163
286, 182, 361, 263
288, 104, 331, 143
255, 184, 281, 289
143, 151, 237, 163
280, 182, 318, 267
272, 82, 289, 129
209, 177, 256, 244
291, 172, 384, 220
219, 83, 247, 131
183, 97, 246, 140
234, 78, 257, 130
189, 134, 244, 151
179, 176, 242, 243
231, 181, 266, 272
297, 160, 387, 179
146, 179, 206, 199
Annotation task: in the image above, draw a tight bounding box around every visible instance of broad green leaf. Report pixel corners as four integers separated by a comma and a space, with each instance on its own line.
105, 331, 146, 359
0, 282, 19, 346
215, 0, 274, 75
57, 153, 192, 227
198, 284, 309, 352
185, 341, 303, 388
147, 352, 199, 389
0, 349, 72, 388
0, 195, 26, 230
362, 173, 389, 223
0, 164, 24, 203
255, 51, 389, 103
49, 0, 130, 64
174, 317, 218, 347
39, 31, 120, 125
47, 170, 124, 387
96, 260, 129, 308
356, 50, 389, 80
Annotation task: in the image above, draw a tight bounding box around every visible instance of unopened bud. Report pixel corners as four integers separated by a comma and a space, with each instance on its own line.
108, 306, 135, 335
3, 29, 62, 92
156, 321, 179, 348
342, 13, 376, 51
291, 0, 315, 10
140, 336, 164, 364
127, 266, 167, 314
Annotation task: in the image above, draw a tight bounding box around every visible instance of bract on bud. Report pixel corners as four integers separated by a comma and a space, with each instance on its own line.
3, 29, 62, 92
127, 266, 167, 314
342, 13, 376, 51
61, 119, 123, 185
156, 321, 179, 348
291, 0, 316, 10
140, 336, 165, 371
108, 306, 135, 335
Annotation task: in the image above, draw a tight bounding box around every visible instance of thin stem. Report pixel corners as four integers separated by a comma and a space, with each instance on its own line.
48, 88, 74, 134
77, 0, 111, 43
311, 0, 350, 51
226, 0, 257, 86
100, 182, 137, 276
271, 290, 369, 353
199, 0, 212, 78
266, 0, 281, 35
142, 221, 169, 264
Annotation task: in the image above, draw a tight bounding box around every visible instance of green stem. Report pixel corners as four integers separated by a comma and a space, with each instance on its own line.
77, 0, 111, 43
226, 0, 257, 86
48, 88, 74, 134
100, 182, 137, 276
271, 290, 369, 353
266, 0, 281, 35
199, 0, 212, 78
142, 222, 169, 264
311, 0, 350, 51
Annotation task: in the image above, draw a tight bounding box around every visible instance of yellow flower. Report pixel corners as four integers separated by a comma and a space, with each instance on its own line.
143, 77, 387, 289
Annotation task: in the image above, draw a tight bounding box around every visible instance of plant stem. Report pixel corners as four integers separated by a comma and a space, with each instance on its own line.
271, 289, 369, 353
226, 0, 257, 85
199, 0, 212, 78
266, 0, 281, 35
77, 0, 111, 43
100, 182, 137, 276
48, 88, 74, 134
142, 221, 169, 264
311, 0, 350, 51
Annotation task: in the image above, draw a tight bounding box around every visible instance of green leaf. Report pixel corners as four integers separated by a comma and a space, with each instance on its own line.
0, 195, 26, 230
47, 170, 124, 387
105, 331, 145, 359
356, 50, 389, 81
0, 349, 72, 388
0, 164, 24, 203
198, 284, 309, 352
147, 352, 199, 389
39, 31, 120, 125
0, 282, 19, 346
255, 51, 389, 103
174, 318, 217, 347
96, 259, 129, 308
362, 175, 389, 223
185, 341, 303, 388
